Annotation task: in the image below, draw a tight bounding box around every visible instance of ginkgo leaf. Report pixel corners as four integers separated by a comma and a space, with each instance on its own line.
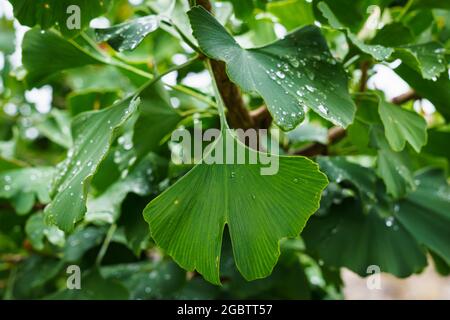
9, 0, 111, 36
0, 167, 55, 214
133, 83, 182, 158
85, 154, 160, 224
319, 2, 447, 80
395, 64, 450, 121
44, 96, 140, 232
22, 28, 103, 87
303, 198, 427, 277
25, 212, 65, 250
318, 2, 393, 61
316, 156, 376, 205
144, 132, 327, 284
370, 125, 415, 198
378, 98, 427, 153
63, 227, 105, 262
188, 6, 356, 131
67, 89, 120, 116
396, 168, 450, 264
267, 0, 315, 31
393, 43, 447, 81
143, 61, 328, 284
0, 17, 15, 54
33, 109, 72, 149
95, 15, 160, 52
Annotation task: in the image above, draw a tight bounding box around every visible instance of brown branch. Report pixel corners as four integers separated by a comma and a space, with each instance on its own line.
195, 0, 212, 11
210, 60, 255, 129
195, 0, 255, 130
249, 106, 272, 129
0, 254, 25, 264
391, 89, 419, 105
359, 60, 370, 93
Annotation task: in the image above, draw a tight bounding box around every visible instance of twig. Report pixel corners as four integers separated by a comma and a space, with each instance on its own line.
194, 0, 255, 129
359, 60, 370, 93
391, 90, 419, 105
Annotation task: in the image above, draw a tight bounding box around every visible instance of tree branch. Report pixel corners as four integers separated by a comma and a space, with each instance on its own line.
391, 89, 419, 105
195, 0, 255, 129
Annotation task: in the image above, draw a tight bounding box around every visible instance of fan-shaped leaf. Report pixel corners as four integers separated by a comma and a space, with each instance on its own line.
303, 198, 427, 277
143, 63, 328, 284
9, 0, 111, 36
44, 97, 140, 232
378, 98, 427, 152
22, 28, 102, 87
396, 168, 450, 264
95, 15, 160, 52
188, 6, 356, 131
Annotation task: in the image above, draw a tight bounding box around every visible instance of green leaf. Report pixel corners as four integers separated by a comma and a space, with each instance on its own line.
319, 3, 447, 79
371, 22, 415, 47
188, 6, 356, 130
44, 97, 140, 232
303, 198, 427, 277
67, 89, 120, 116
85, 154, 160, 224
133, 83, 182, 158
317, 156, 377, 205
102, 260, 186, 299
225, 0, 255, 21
377, 149, 415, 198
13, 255, 64, 299
9, 0, 111, 36
219, 237, 311, 299
396, 168, 450, 264
95, 15, 160, 52
144, 143, 327, 284
33, 109, 72, 149
395, 64, 450, 121
143, 63, 328, 284
393, 43, 447, 81
423, 126, 450, 161
411, 0, 450, 10
318, 2, 393, 61
288, 122, 329, 146
0, 17, 15, 55
25, 212, 65, 250
267, 0, 315, 31
0, 167, 55, 214
63, 227, 105, 262
120, 195, 152, 256
371, 126, 415, 198
378, 98, 427, 152
22, 28, 102, 87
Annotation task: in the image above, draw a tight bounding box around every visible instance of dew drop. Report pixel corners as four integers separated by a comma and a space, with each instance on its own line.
305, 85, 315, 93
318, 104, 328, 115
276, 71, 286, 79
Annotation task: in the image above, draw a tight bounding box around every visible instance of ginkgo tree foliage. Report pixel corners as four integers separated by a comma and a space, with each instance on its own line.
0, 0, 449, 300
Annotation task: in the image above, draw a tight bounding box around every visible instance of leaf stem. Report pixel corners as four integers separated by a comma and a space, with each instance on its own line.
161, 19, 201, 54
95, 224, 117, 267
80, 32, 214, 106
3, 267, 17, 300
397, 0, 413, 21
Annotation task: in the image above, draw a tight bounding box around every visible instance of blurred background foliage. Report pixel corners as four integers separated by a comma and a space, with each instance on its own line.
0, 0, 449, 299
